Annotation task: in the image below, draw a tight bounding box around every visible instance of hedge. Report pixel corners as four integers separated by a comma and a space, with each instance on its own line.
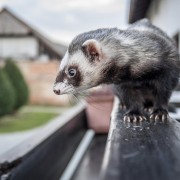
4, 59, 29, 110
0, 69, 16, 116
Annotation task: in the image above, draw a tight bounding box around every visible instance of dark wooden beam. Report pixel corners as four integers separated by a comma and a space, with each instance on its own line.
100, 97, 180, 180
129, 0, 152, 24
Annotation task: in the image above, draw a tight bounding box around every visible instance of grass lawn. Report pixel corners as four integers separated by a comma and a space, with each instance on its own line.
0, 110, 59, 133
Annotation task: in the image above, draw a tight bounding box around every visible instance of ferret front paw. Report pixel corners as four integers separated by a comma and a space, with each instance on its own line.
124, 112, 146, 122
150, 109, 169, 121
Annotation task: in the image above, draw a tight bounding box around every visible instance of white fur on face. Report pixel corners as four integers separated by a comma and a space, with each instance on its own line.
60, 51, 69, 70
68, 50, 102, 87
54, 49, 106, 95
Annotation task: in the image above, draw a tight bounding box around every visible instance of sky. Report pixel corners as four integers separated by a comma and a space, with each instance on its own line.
0, 0, 129, 45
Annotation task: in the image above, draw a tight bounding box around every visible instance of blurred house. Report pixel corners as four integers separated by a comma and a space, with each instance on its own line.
0, 7, 66, 60
129, 0, 180, 51
0, 7, 69, 106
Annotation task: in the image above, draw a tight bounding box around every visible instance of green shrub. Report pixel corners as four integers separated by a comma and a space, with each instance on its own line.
0, 69, 16, 116
4, 59, 29, 110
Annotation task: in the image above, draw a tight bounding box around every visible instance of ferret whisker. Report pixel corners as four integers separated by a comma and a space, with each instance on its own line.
62, 87, 73, 92
67, 94, 76, 105
72, 94, 85, 105
73, 94, 79, 102
74, 90, 112, 111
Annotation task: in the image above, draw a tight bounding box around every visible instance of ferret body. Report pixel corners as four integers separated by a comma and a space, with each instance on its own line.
54, 19, 180, 122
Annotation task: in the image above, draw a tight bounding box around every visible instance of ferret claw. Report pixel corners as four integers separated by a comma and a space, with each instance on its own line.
162, 114, 166, 122
124, 116, 130, 122
127, 117, 131, 122
133, 116, 137, 122
123, 114, 146, 123
139, 116, 143, 122
150, 109, 168, 122
143, 116, 147, 121
155, 115, 159, 121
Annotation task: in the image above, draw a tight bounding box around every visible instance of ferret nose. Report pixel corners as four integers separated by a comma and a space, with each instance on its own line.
53, 89, 61, 95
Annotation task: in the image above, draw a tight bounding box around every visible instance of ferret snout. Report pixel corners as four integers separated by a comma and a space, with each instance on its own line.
53, 83, 61, 95
53, 89, 60, 95
53, 82, 63, 95
53, 82, 75, 95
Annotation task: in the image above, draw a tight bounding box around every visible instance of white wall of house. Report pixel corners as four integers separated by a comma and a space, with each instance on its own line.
147, 0, 180, 50
0, 37, 39, 59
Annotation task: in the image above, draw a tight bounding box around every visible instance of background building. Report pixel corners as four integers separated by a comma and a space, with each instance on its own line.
0, 8, 66, 60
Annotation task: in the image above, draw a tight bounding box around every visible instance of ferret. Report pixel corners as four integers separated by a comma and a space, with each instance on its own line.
53, 19, 180, 122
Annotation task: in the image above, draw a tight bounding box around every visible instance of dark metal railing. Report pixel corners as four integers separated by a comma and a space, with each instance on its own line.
100, 97, 180, 180
0, 104, 87, 180
2, 97, 180, 180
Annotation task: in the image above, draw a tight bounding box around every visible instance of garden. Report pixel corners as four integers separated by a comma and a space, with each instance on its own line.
0, 59, 61, 133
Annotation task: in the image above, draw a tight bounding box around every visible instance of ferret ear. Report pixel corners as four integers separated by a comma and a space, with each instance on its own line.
82, 39, 102, 62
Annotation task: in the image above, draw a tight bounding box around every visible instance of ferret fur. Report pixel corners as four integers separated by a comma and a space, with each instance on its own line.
54, 19, 180, 122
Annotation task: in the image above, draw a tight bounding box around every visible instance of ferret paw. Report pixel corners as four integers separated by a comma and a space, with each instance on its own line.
150, 109, 169, 122
120, 103, 126, 110
123, 113, 146, 122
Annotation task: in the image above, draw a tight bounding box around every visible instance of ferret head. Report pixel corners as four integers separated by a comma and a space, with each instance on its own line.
53, 39, 109, 95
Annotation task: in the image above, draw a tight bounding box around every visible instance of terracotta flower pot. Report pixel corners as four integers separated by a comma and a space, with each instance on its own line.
85, 86, 114, 133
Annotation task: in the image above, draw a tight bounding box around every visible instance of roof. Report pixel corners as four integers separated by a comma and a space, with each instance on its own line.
128, 0, 152, 24
0, 7, 67, 59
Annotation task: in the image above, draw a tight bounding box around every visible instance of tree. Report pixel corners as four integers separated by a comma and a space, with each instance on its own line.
4, 59, 29, 110
0, 69, 16, 116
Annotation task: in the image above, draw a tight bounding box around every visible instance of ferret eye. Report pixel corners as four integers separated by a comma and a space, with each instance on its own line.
68, 68, 76, 77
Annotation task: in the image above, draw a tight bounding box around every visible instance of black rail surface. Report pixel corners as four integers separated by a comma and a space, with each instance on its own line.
3, 105, 87, 180
100, 97, 180, 180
